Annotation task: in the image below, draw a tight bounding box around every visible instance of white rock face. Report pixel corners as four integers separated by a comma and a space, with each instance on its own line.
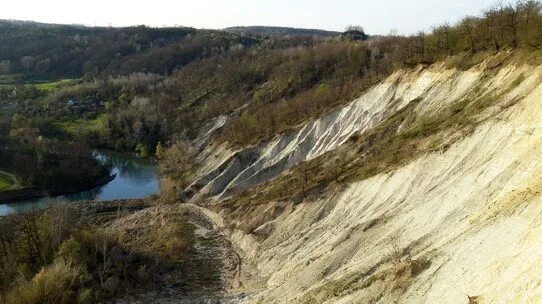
187, 58, 542, 303
188, 65, 487, 200
223, 63, 542, 303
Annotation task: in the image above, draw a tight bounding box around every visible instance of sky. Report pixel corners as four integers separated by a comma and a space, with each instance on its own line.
0, 0, 498, 35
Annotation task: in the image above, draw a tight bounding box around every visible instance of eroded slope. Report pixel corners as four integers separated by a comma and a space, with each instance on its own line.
186, 55, 523, 203
184, 55, 542, 303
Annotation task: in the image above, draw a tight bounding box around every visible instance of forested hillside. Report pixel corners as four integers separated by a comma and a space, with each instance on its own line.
0, 20, 258, 80
224, 26, 341, 37
2, 1, 542, 303
2, 1, 542, 156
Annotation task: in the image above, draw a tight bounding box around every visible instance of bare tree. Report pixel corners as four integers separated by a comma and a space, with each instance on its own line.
460, 17, 478, 51
345, 25, 365, 33
96, 234, 112, 287
432, 23, 452, 54
14, 211, 45, 265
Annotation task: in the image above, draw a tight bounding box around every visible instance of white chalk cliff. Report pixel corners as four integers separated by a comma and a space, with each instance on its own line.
185, 54, 542, 303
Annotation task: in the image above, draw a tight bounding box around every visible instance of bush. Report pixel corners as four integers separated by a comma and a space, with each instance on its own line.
135, 143, 150, 158
2, 260, 85, 304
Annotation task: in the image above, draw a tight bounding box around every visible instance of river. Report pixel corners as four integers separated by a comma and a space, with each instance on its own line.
0, 150, 159, 216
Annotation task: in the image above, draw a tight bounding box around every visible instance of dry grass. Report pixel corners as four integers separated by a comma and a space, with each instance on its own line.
2, 261, 84, 304
468, 295, 481, 304
107, 205, 224, 293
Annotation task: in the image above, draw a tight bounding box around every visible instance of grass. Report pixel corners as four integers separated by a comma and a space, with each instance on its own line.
0, 74, 22, 85
510, 49, 542, 66
33, 79, 80, 91
0, 171, 15, 190
0, 76, 79, 90
110, 210, 223, 292
1, 260, 84, 304
444, 50, 495, 71
54, 114, 109, 135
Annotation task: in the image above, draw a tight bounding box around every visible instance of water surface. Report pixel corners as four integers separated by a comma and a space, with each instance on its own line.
0, 150, 159, 215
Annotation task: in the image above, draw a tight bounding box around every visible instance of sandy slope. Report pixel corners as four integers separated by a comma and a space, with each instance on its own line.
180, 57, 542, 303
187, 62, 487, 201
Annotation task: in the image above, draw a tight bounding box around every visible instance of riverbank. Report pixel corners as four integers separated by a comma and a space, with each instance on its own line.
0, 150, 159, 216
0, 173, 116, 204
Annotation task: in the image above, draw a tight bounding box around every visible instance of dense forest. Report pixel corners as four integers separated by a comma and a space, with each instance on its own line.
0, 21, 188, 79
224, 26, 341, 37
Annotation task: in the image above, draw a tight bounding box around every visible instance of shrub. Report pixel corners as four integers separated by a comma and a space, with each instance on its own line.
2, 260, 85, 304
135, 143, 150, 158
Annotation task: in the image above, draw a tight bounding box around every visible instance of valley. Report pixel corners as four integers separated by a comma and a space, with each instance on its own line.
1, 1, 542, 303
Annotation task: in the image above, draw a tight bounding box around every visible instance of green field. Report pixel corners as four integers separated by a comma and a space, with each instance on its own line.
33, 78, 80, 91
0, 172, 15, 191
54, 114, 110, 135
0, 76, 79, 90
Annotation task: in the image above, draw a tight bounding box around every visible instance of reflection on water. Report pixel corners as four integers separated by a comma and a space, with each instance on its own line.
0, 150, 159, 215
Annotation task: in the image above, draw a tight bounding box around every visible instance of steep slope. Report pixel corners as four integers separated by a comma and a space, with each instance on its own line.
184, 54, 542, 303
186, 58, 485, 201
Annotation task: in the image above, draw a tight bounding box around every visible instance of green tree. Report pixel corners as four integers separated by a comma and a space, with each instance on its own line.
135, 143, 150, 158
155, 141, 165, 159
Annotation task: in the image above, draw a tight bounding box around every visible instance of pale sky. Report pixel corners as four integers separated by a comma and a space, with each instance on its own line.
0, 0, 497, 35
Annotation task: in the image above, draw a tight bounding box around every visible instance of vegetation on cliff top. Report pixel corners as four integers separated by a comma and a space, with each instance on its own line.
2, 1, 542, 160
0, 202, 223, 304
0, 172, 14, 191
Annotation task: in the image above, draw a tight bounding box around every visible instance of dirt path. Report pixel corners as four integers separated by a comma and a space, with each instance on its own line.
114, 204, 250, 304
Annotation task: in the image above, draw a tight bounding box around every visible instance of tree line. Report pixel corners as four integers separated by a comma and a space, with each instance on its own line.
2, 1, 542, 157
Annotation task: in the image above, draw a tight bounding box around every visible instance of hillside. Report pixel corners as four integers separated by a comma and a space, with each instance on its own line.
1, 1, 542, 303
188, 53, 542, 303
224, 26, 341, 37
0, 20, 258, 81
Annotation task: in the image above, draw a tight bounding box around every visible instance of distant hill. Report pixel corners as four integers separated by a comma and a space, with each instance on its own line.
0, 19, 87, 29
224, 26, 341, 38
0, 20, 259, 80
